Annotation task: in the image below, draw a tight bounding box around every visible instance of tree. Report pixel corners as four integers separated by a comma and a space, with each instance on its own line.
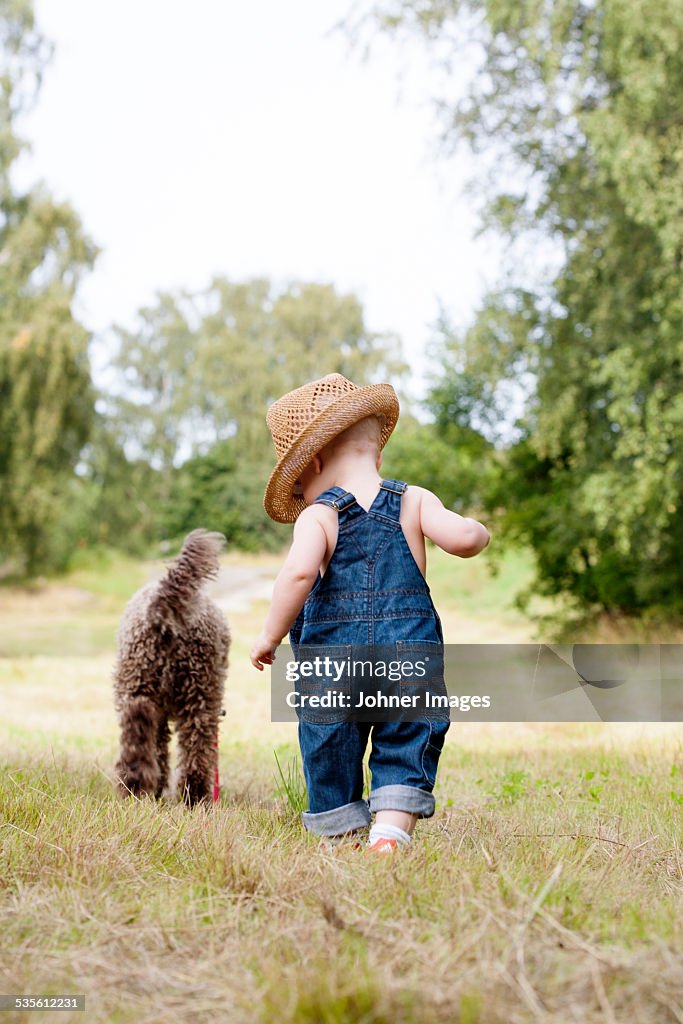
365, 0, 683, 617
0, 0, 97, 573
161, 439, 289, 552
111, 277, 407, 465
105, 272, 405, 544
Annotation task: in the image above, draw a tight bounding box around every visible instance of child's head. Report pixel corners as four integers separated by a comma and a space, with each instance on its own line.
294, 414, 384, 503
321, 414, 384, 456
264, 374, 399, 522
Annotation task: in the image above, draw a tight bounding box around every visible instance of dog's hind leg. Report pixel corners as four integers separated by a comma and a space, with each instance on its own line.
115, 696, 161, 798
175, 711, 218, 806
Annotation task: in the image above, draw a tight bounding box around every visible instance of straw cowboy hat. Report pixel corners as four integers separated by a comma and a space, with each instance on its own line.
264, 373, 400, 523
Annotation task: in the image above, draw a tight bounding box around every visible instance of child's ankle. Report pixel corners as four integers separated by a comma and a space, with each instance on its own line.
374, 810, 417, 835
367, 823, 411, 849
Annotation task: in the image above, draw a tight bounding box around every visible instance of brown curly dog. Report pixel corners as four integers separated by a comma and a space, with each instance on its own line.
113, 530, 230, 805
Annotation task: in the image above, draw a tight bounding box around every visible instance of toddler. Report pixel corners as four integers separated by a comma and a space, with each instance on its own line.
251, 374, 489, 851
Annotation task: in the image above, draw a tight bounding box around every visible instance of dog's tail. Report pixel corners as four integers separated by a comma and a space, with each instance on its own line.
149, 529, 225, 628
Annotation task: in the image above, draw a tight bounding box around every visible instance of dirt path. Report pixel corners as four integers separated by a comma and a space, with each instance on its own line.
205, 564, 275, 614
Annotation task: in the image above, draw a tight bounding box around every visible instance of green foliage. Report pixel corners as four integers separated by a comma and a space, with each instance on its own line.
481, 769, 528, 806
110, 278, 407, 473
161, 439, 289, 552
102, 278, 407, 553
369, 0, 683, 616
76, 417, 162, 555
273, 750, 308, 815
383, 412, 497, 514
0, 0, 97, 575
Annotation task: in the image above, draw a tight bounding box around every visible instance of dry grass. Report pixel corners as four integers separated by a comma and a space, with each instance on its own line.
1, 549, 682, 1023
1, 730, 682, 1024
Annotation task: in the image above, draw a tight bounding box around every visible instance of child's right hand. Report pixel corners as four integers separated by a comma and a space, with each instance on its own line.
250, 631, 279, 671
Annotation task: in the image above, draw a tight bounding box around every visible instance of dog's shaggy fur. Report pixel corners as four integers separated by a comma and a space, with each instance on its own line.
113, 530, 230, 805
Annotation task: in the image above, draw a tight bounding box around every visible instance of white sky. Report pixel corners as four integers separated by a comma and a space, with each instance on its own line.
15, 0, 503, 395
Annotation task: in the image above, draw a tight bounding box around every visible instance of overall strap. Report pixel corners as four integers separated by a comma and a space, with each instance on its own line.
313, 486, 361, 519
371, 479, 407, 522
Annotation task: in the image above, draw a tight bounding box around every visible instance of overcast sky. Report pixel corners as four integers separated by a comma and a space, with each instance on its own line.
15, 0, 502, 394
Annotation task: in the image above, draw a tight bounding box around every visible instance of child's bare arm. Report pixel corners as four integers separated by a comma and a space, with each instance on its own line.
250, 508, 328, 669
419, 488, 490, 558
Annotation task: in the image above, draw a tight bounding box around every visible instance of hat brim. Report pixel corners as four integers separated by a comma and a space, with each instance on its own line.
264, 383, 399, 523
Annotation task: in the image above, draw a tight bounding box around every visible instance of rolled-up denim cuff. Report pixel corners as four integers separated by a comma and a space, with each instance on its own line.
302, 799, 371, 837
369, 784, 436, 818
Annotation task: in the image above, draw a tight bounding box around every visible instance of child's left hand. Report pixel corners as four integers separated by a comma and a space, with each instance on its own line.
250, 631, 279, 670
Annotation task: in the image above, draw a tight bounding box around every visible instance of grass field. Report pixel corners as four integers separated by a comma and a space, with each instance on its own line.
1, 547, 682, 1023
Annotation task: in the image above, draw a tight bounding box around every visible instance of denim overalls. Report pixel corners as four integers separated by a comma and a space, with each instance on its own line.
289, 479, 450, 837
